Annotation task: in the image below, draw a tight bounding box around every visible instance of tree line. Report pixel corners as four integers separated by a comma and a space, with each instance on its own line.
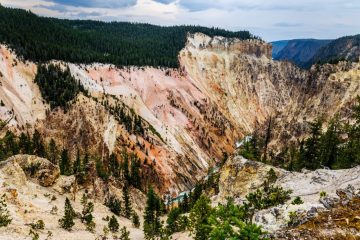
0, 5, 257, 68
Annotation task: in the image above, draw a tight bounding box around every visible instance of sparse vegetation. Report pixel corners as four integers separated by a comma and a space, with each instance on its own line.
288, 211, 301, 227
30, 219, 45, 230
120, 226, 131, 240
28, 229, 39, 240
245, 169, 292, 211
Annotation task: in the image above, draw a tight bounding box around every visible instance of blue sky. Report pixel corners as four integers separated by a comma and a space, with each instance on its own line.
1, 0, 359, 41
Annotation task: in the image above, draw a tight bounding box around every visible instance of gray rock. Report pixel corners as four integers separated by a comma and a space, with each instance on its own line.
319, 196, 338, 209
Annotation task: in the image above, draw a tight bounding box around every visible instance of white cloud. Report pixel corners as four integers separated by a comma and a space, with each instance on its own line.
0, 0, 359, 41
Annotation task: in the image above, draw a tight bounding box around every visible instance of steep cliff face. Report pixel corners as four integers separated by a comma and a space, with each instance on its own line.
266, 61, 360, 153
0, 46, 46, 128
180, 33, 306, 134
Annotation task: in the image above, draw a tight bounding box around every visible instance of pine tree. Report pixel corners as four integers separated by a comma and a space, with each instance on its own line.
130, 156, 141, 189
32, 130, 46, 157
4, 131, 18, 156
83, 151, 90, 167
109, 153, 119, 177
143, 187, 162, 239
108, 215, 119, 233
0, 194, 12, 227
304, 120, 322, 170
120, 226, 131, 240
190, 184, 202, 207
60, 149, 72, 176
81, 194, 95, 232
319, 118, 341, 168
132, 211, 140, 228
73, 149, 82, 174
122, 154, 130, 182
18, 132, 31, 154
59, 197, 75, 231
180, 193, 189, 213
48, 138, 58, 164
166, 207, 187, 234
122, 183, 132, 219
189, 195, 212, 240
96, 158, 109, 181
105, 196, 122, 216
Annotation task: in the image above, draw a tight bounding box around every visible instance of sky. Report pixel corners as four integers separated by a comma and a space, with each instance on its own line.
1, 0, 359, 41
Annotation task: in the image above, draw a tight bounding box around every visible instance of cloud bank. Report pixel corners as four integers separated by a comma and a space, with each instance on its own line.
0, 0, 358, 41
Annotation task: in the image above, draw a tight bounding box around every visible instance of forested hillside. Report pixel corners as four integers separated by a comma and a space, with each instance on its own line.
0, 5, 256, 68
307, 34, 360, 67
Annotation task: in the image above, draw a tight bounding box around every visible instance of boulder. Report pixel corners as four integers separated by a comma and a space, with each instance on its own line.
0, 155, 60, 187
53, 175, 76, 194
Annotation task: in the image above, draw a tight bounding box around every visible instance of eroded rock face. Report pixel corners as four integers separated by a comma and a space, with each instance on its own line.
0, 155, 60, 186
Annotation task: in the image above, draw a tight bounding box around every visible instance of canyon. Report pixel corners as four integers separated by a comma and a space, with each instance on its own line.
1, 32, 360, 239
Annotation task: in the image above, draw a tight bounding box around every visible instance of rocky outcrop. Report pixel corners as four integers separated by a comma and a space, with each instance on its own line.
186, 32, 272, 58
216, 155, 360, 203
0, 154, 60, 186
273, 185, 360, 239
214, 155, 360, 233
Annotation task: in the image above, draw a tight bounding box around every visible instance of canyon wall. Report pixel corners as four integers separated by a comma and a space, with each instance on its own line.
1, 33, 360, 194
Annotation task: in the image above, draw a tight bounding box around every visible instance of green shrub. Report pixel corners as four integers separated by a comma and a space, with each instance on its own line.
30, 219, 45, 230
246, 185, 292, 210
291, 196, 304, 205
0, 194, 12, 227
287, 211, 301, 227
320, 191, 327, 198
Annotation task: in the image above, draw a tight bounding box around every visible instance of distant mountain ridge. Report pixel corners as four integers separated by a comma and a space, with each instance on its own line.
272, 39, 332, 68
271, 40, 289, 56
272, 35, 360, 68
308, 34, 360, 67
